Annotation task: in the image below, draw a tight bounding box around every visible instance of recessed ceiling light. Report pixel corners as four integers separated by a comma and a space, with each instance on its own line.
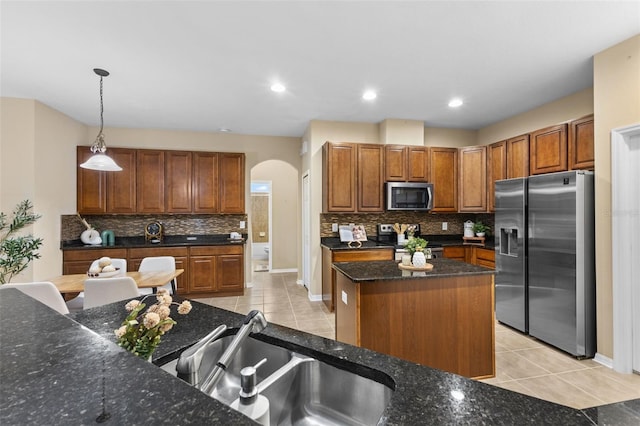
448, 98, 463, 108
218, 128, 231, 132
362, 90, 377, 101
270, 83, 286, 93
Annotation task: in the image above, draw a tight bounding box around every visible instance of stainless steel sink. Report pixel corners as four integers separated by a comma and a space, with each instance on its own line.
161, 334, 394, 425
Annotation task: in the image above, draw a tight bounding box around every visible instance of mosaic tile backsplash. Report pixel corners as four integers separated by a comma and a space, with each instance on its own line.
61, 214, 248, 241
320, 212, 494, 238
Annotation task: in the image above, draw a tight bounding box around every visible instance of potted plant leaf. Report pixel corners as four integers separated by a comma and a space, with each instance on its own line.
473, 221, 490, 237
0, 200, 43, 284
404, 237, 428, 257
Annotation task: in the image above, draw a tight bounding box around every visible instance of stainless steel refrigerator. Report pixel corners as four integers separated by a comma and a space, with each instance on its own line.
494, 170, 595, 357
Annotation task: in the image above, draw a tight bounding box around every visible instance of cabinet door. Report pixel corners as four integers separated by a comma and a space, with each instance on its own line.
193, 152, 219, 213
189, 255, 216, 292
487, 141, 507, 212
323, 142, 356, 212
529, 124, 567, 175
216, 255, 244, 292
429, 147, 458, 213
384, 145, 407, 181
165, 151, 193, 213
77, 146, 107, 214
506, 134, 530, 179
357, 144, 384, 212
443, 246, 468, 262
106, 148, 137, 213
174, 256, 188, 294
407, 146, 429, 182
137, 150, 165, 213
219, 153, 245, 213
568, 115, 594, 170
458, 146, 487, 212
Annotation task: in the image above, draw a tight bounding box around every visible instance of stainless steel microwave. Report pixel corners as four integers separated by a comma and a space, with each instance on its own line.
385, 182, 434, 211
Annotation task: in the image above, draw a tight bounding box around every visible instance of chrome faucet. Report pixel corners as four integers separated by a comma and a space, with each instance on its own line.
176, 324, 228, 386
199, 310, 268, 396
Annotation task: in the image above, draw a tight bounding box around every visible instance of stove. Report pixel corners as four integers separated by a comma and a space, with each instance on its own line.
375, 223, 443, 260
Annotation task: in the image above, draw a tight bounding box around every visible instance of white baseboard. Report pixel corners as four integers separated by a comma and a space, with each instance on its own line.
245, 282, 253, 289
296, 279, 305, 286
270, 268, 297, 273
594, 353, 613, 369
308, 292, 322, 302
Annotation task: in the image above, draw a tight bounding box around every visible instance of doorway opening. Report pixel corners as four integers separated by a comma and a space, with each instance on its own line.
250, 181, 271, 273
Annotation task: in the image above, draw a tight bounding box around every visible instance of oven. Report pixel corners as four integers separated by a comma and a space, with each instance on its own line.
375, 224, 443, 261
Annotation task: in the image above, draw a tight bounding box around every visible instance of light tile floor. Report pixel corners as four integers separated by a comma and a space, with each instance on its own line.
194, 267, 640, 410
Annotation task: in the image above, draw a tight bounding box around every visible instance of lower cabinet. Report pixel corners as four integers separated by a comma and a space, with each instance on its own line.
322, 246, 394, 312
443, 245, 495, 269
62, 244, 244, 297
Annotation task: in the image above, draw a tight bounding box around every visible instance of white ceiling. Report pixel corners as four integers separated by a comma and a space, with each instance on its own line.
1, 1, 639, 138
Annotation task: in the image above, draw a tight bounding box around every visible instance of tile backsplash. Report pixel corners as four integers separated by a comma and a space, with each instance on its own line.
61, 214, 248, 241
320, 212, 494, 238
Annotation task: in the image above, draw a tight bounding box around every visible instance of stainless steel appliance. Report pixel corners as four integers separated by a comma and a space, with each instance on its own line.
494, 170, 595, 357
375, 224, 443, 260
385, 182, 433, 211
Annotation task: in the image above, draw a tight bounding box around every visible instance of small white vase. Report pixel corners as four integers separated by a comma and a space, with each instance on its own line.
476, 232, 485, 237
412, 250, 426, 268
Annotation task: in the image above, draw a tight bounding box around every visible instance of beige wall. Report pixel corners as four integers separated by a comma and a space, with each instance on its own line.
1, 98, 86, 282
251, 159, 299, 271
424, 127, 477, 147
476, 87, 594, 146
593, 34, 640, 359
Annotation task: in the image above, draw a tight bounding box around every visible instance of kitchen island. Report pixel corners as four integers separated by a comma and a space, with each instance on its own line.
0, 288, 615, 425
333, 258, 496, 378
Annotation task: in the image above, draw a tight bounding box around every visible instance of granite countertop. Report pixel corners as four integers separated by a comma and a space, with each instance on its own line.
4, 288, 635, 425
333, 258, 494, 282
60, 234, 247, 250
320, 237, 396, 250
321, 235, 496, 250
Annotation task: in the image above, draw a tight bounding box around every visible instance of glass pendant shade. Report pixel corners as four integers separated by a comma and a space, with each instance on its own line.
80, 153, 122, 171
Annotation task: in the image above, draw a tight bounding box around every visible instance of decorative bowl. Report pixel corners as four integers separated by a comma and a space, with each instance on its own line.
87, 267, 120, 278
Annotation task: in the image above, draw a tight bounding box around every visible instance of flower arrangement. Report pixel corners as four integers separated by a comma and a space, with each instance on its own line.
406, 224, 417, 239
405, 237, 428, 256
114, 289, 192, 360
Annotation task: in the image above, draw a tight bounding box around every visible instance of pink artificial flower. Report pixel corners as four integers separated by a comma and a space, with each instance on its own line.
143, 312, 160, 329
178, 301, 192, 315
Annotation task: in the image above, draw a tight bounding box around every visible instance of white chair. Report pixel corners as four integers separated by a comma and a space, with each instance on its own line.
137, 256, 177, 295
83, 276, 140, 309
66, 258, 128, 312
1, 282, 69, 315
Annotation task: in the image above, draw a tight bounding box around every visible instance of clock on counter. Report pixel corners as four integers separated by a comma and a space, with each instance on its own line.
145, 221, 163, 243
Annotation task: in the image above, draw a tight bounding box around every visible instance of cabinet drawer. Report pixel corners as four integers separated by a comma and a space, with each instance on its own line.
128, 246, 188, 258
332, 249, 393, 262
63, 248, 128, 262
475, 248, 495, 263
443, 246, 466, 260
189, 245, 243, 256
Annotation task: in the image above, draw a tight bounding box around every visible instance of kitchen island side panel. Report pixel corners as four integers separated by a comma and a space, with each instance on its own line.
339, 273, 495, 379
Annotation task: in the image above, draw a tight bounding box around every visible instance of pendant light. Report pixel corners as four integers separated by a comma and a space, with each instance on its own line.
80, 68, 122, 171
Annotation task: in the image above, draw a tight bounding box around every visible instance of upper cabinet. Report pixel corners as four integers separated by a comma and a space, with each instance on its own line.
568, 114, 594, 171
487, 141, 507, 212
458, 146, 487, 212
529, 124, 568, 175
506, 134, 530, 179
429, 147, 458, 213
384, 145, 429, 182
323, 142, 383, 213
78, 148, 245, 215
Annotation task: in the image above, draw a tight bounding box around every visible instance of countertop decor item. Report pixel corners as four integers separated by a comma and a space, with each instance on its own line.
114, 289, 192, 360
79, 68, 122, 171
404, 237, 428, 257
0, 200, 43, 284
412, 247, 427, 267
145, 221, 163, 243
473, 221, 490, 236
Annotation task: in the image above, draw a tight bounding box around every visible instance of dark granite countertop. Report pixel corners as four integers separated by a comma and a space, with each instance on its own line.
321, 235, 496, 250
320, 237, 396, 250
333, 258, 494, 282
60, 234, 247, 250
4, 288, 634, 425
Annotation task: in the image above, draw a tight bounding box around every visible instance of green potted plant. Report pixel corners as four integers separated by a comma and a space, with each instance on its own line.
404, 237, 428, 256
0, 200, 43, 284
473, 221, 490, 237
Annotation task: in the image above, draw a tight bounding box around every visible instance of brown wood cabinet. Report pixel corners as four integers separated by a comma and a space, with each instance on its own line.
137, 150, 165, 213
189, 245, 244, 295
443, 245, 495, 269
568, 114, 594, 170
357, 144, 384, 212
322, 142, 383, 213
506, 134, 530, 179
458, 146, 487, 212
487, 141, 507, 212
77, 147, 107, 214
165, 151, 193, 213
384, 145, 429, 182
529, 124, 568, 175
62, 244, 243, 297
192, 152, 219, 213
107, 148, 137, 213
322, 246, 393, 311
218, 153, 245, 214
429, 147, 458, 212
442, 246, 468, 262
